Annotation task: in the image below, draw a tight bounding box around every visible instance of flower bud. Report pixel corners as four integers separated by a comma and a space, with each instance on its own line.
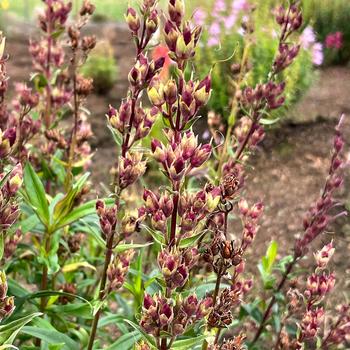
164, 79, 178, 105
190, 144, 211, 167
125, 7, 140, 35
314, 241, 335, 269
146, 10, 159, 36
151, 139, 166, 163
148, 77, 165, 107
164, 20, 179, 52
8, 164, 23, 195
194, 76, 211, 106
175, 31, 194, 60
168, 0, 185, 27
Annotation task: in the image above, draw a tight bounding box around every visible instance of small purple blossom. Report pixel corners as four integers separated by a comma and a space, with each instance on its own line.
312, 42, 324, 66
193, 8, 207, 26
300, 26, 316, 49
231, 0, 250, 13
213, 0, 226, 15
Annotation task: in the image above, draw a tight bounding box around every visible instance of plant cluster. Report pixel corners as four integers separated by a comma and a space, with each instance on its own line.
191, 0, 318, 126
302, 0, 350, 65
0, 1, 348, 350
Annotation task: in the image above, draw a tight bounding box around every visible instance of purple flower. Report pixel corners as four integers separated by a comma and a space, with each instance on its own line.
213, 0, 226, 15
300, 26, 316, 49
231, 0, 249, 13
207, 37, 220, 47
193, 8, 207, 26
209, 22, 221, 36
224, 14, 237, 30
312, 43, 324, 66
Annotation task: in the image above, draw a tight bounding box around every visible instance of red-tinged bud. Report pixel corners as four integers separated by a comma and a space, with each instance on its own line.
197, 297, 213, 318
238, 198, 249, 216
235, 260, 245, 274
146, 9, 159, 36
314, 241, 335, 269
175, 32, 194, 60
334, 135, 344, 153
148, 77, 165, 107
96, 200, 105, 216
169, 157, 186, 181
80, 0, 96, 16
164, 79, 178, 105
194, 75, 211, 106
143, 293, 155, 309
107, 250, 135, 292
8, 164, 23, 195
159, 194, 174, 217
151, 210, 167, 233
128, 55, 149, 87
168, 0, 185, 27
332, 157, 342, 171
164, 20, 179, 53
3, 128, 16, 146
121, 215, 138, 238
191, 144, 211, 167
183, 294, 199, 316
275, 5, 285, 26
249, 202, 264, 219
125, 7, 140, 35
151, 139, 166, 163
0, 296, 14, 320
181, 131, 197, 160
143, 189, 159, 212
120, 153, 147, 189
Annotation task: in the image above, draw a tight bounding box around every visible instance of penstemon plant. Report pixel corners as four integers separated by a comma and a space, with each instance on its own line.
0, 0, 349, 350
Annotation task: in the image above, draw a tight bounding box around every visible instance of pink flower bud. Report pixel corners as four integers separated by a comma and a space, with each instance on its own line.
314, 241, 335, 269
190, 144, 211, 167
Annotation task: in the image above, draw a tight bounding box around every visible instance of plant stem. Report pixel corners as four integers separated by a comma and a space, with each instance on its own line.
66, 50, 79, 187
40, 229, 52, 311
44, 7, 53, 129
169, 189, 179, 248
87, 231, 115, 350
251, 259, 295, 345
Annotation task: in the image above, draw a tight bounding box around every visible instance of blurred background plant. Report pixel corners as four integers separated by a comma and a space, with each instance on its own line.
81, 40, 117, 94
302, 0, 350, 65
190, 0, 318, 124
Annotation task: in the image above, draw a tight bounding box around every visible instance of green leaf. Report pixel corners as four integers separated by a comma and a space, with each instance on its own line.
265, 240, 278, 273
0, 312, 42, 345
115, 242, 153, 254
260, 117, 280, 125
172, 335, 208, 349
179, 230, 206, 248
122, 319, 156, 348
53, 198, 114, 231
106, 330, 141, 350
142, 225, 164, 246
76, 222, 105, 248
23, 163, 50, 227
21, 327, 78, 350
107, 125, 123, 146
19, 214, 40, 234
52, 173, 90, 225
47, 303, 92, 319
